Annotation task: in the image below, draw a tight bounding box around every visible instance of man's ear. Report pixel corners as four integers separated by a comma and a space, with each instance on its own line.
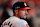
14, 10, 18, 14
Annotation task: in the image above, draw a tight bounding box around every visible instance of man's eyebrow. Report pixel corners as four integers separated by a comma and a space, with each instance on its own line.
26, 9, 31, 10
27, 9, 31, 11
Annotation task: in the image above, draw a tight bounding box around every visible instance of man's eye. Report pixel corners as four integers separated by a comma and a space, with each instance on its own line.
27, 9, 31, 11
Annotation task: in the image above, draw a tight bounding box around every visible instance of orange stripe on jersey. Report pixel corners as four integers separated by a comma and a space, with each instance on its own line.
26, 24, 29, 27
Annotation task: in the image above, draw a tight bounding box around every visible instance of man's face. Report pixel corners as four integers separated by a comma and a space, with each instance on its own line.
18, 9, 31, 19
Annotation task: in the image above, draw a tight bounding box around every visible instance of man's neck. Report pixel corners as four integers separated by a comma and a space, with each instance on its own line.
14, 14, 19, 18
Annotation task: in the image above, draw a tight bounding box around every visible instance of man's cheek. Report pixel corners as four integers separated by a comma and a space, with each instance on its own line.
20, 11, 25, 14
19, 11, 25, 16
19, 11, 23, 16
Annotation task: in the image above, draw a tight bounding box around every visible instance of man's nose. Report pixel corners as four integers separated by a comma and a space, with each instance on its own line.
25, 10, 28, 14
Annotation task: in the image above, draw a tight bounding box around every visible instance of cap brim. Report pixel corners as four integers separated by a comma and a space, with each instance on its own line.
19, 7, 31, 10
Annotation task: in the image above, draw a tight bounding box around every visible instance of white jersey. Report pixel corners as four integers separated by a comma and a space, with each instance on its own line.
1, 16, 29, 27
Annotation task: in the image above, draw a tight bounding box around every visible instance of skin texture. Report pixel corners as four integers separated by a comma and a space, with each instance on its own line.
14, 9, 31, 19
18, 10, 28, 19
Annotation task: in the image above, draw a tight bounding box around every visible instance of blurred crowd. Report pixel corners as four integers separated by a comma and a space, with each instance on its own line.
0, 0, 40, 27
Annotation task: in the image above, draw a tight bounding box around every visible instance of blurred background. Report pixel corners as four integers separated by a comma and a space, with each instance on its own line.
0, 0, 40, 27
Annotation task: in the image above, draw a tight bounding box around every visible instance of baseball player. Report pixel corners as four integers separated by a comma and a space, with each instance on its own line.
1, 2, 31, 27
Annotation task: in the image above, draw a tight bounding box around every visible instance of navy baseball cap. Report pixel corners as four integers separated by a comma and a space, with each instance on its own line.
12, 2, 31, 10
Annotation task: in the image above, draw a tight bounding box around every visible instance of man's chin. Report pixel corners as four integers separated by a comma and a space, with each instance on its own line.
20, 17, 26, 19
23, 16, 27, 19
